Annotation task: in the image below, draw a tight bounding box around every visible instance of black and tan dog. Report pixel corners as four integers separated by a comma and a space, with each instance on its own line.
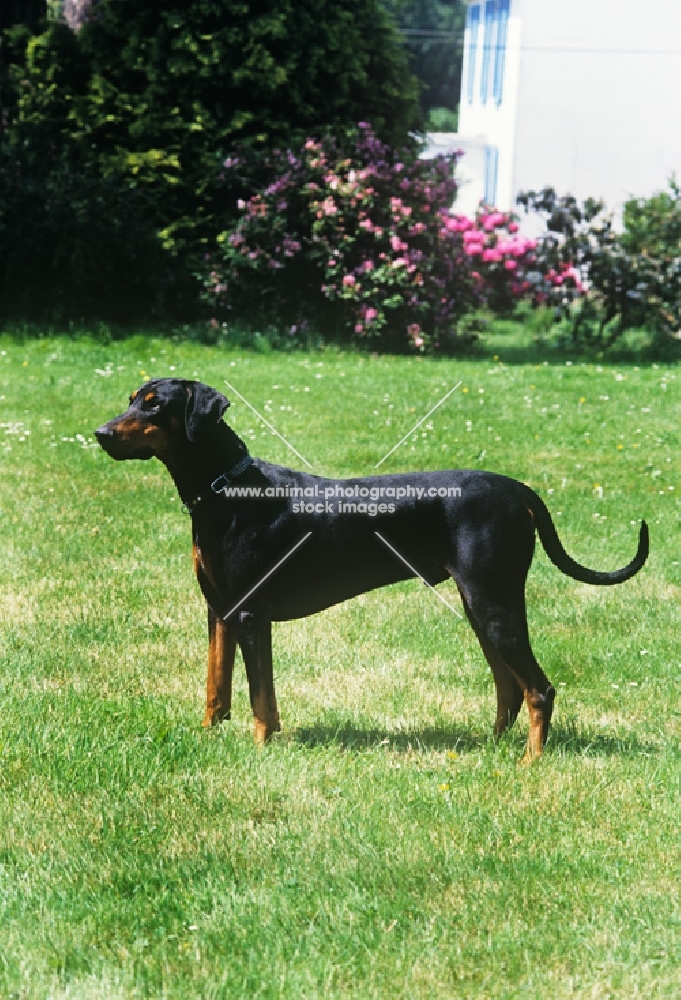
95, 379, 648, 761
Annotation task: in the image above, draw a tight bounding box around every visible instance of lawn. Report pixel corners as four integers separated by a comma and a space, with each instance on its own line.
0, 333, 678, 999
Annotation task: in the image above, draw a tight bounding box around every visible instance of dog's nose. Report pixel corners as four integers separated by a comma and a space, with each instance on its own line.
94, 424, 112, 441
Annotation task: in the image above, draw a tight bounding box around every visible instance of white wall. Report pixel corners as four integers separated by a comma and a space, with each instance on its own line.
513, 0, 681, 216
458, 1, 523, 214
455, 0, 681, 219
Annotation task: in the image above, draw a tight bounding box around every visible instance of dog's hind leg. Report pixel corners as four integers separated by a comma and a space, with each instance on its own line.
454, 576, 555, 762
457, 588, 524, 736
202, 605, 237, 728
234, 608, 281, 744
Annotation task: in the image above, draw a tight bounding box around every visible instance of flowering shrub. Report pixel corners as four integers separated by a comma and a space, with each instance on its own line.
517, 184, 680, 348
204, 126, 537, 351
457, 207, 542, 316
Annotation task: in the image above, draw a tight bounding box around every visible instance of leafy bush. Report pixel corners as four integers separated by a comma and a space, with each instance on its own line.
621, 180, 681, 343
0, 1, 420, 322
517, 183, 681, 348
0, 146, 187, 321
204, 126, 538, 352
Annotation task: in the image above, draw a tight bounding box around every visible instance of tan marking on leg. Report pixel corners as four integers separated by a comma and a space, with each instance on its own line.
253, 712, 281, 745
252, 685, 281, 744
521, 686, 555, 764
202, 611, 236, 728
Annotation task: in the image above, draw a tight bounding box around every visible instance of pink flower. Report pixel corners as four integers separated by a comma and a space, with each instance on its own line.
508, 222, 519, 233
365, 307, 378, 323
482, 211, 505, 231
482, 248, 503, 263
465, 243, 484, 256
504, 259, 517, 271
342, 274, 356, 287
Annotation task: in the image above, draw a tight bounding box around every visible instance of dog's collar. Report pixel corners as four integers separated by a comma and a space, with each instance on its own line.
182, 454, 254, 515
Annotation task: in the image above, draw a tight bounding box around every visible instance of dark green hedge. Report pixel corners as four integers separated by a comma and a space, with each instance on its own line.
0, 1, 420, 322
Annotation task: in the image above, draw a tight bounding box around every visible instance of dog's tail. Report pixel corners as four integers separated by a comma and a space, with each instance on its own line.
524, 488, 649, 585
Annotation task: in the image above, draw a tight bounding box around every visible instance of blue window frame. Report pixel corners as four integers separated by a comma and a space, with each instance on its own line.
480, 1, 497, 104
484, 145, 499, 205
466, 4, 481, 104
493, 0, 510, 105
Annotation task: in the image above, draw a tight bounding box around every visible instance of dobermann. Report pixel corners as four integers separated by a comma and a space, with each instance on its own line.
95, 379, 648, 761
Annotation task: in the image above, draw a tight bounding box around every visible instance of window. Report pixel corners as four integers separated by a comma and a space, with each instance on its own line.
493, 0, 510, 105
466, 4, 481, 104
484, 145, 499, 205
479, 0, 511, 106
480, 1, 497, 104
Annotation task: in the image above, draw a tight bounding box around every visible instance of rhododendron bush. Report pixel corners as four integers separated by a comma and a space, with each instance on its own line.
204, 125, 540, 351
517, 185, 680, 348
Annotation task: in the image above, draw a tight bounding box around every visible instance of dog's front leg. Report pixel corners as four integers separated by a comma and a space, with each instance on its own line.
234, 608, 281, 744
202, 605, 237, 728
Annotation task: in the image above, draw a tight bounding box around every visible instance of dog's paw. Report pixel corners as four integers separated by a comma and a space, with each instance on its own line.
202, 709, 230, 728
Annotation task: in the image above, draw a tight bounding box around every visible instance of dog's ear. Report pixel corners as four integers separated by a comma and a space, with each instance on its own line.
184, 382, 230, 441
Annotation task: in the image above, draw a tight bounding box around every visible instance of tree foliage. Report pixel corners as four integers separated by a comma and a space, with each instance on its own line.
388, 1, 465, 125
0, 0, 420, 321
0, 1, 46, 32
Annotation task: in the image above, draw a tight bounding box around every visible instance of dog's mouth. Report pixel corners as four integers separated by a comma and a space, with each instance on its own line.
94, 423, 154, 461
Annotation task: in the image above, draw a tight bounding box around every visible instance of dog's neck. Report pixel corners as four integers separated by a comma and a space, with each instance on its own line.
159, 422, 251, 508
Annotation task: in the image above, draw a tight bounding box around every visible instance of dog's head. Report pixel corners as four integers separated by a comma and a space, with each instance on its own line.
95, 379, 230, 460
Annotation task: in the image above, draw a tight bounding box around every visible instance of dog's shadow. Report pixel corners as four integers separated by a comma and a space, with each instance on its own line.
292, 720, 487, 754
291, 716, 662, 759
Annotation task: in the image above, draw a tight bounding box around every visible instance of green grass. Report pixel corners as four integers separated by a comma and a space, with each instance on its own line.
0, 333, 678, 999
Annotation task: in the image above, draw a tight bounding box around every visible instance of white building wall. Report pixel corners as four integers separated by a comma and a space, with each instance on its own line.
457, 1, 522, 215
454, 0, 681, 220
513, 0, 681, 217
